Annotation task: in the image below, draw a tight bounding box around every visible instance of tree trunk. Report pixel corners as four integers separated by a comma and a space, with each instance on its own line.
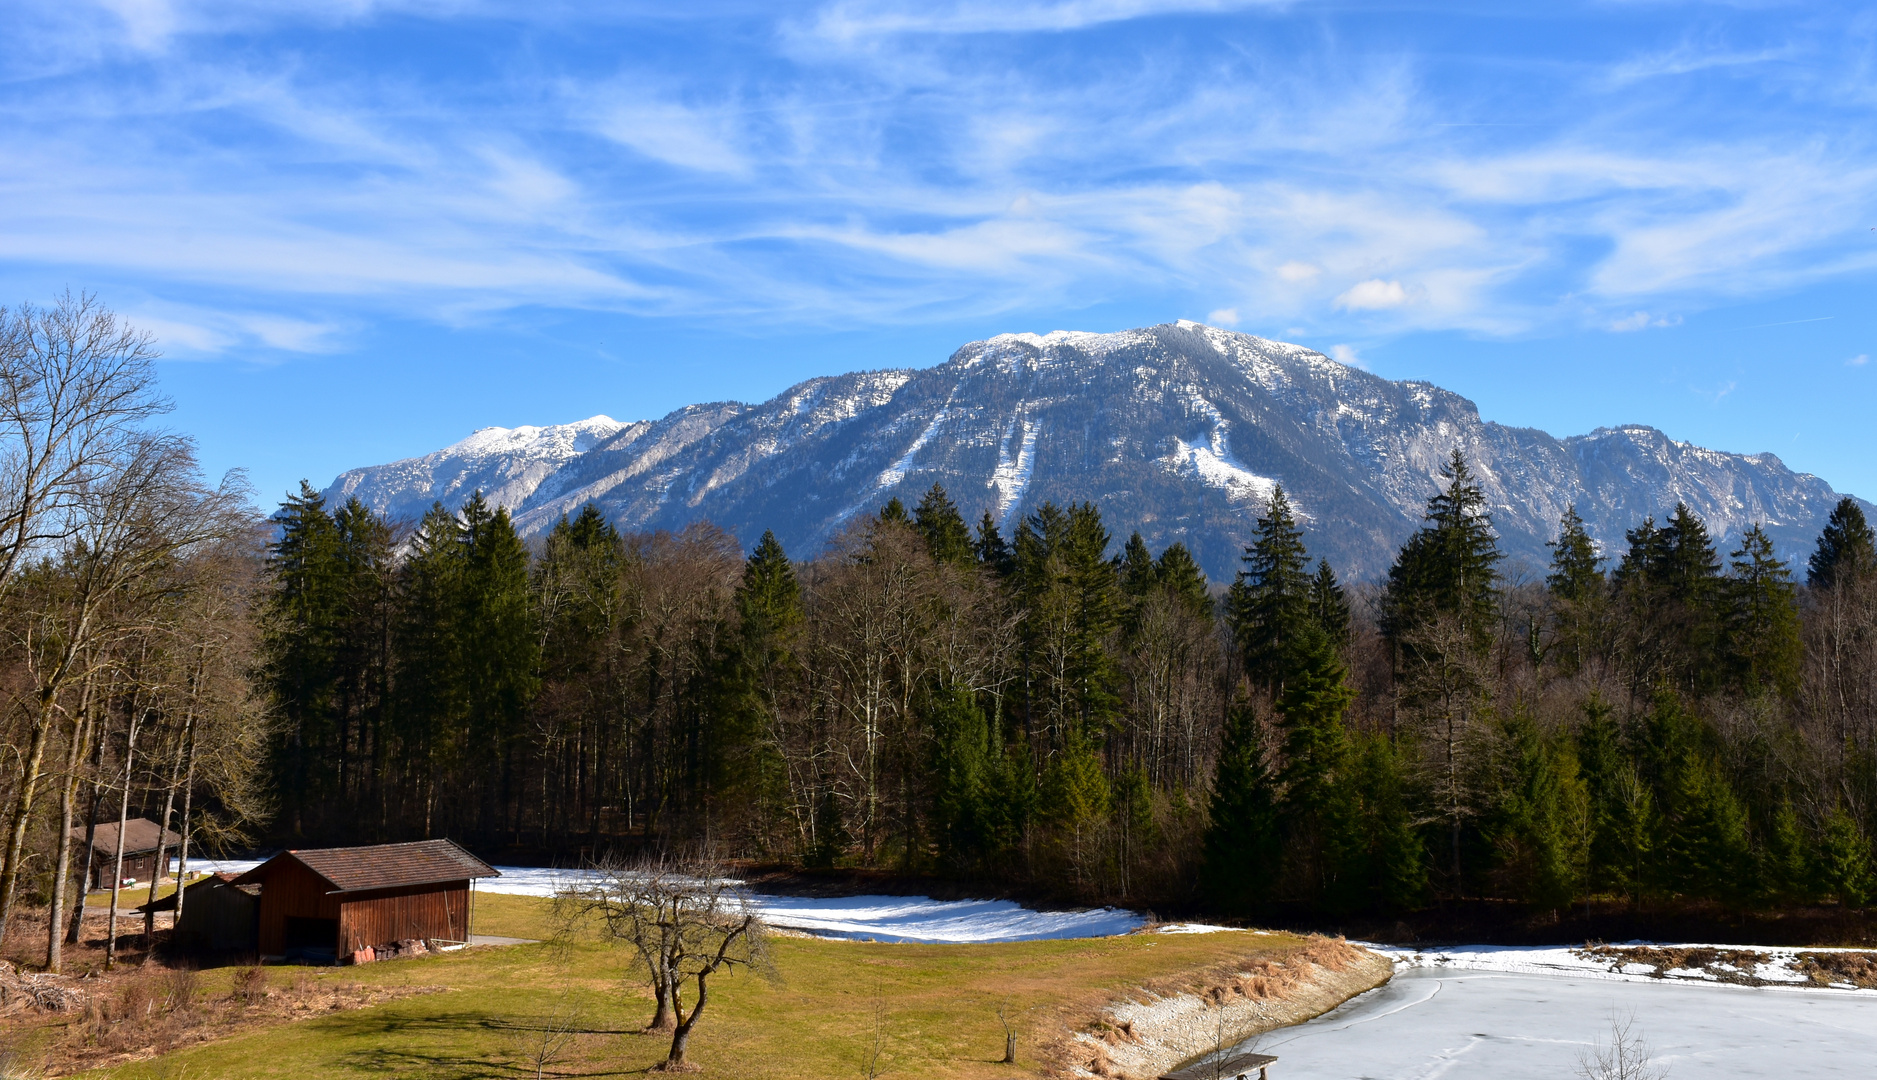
0, 693, 60, 946
105, 712, 138, 971
142, 721, 187, 965
47, 681, 95, 973
173, 719, 199, 931
67, 730, 106, 947
666, 971, 712, 1065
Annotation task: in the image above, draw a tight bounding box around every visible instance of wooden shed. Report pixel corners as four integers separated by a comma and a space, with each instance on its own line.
1161, 1051, 1277, 1080
233, 839, 498, 963
135, 872, 260, 952
68, 818, 182, 890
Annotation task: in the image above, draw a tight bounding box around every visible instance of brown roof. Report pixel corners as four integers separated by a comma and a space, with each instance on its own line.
68, 818, 182, 856
134, 872, 252, 913
234, 839, 498, 894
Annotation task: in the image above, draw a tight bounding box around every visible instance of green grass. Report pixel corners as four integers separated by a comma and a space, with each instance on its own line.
83, 895, 1312, 1079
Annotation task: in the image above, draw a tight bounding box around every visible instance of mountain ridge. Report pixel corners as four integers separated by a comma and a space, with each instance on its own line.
322, 322, 1863, 581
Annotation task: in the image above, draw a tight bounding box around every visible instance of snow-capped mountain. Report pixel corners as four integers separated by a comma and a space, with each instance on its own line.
321, 322, 1864, 581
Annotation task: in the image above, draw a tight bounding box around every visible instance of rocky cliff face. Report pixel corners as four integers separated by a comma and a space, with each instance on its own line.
322, 322, 1862, 582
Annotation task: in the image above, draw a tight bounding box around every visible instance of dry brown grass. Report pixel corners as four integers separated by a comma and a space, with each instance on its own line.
1795, 951, 1877, 988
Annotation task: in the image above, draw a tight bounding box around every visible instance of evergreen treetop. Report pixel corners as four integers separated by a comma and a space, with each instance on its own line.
1231, 485, 1313, 690
1546, 504, 1603, 603
1808, 496, 1876, 589
1380, 451, 1501, 645
913, 483, 975, 566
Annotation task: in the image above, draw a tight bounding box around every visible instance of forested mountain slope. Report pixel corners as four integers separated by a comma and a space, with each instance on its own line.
324, 322, 1860, 578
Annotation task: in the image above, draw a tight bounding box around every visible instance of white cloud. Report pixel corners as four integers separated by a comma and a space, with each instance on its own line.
1329, 343, 1363, 368
806, 0, 1283, 40
592, 98, 748, 175
1276, 261, 1319, 282
1607, 310, 1681, 332
1335, 279, 1408, 311
1849, 354, 1870, 367
1206, 307, 1239, 326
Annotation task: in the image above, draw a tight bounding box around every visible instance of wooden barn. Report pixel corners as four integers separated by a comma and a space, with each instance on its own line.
233, 840, 498, 963
136, 872, 261, 952
69, 818, 182, 890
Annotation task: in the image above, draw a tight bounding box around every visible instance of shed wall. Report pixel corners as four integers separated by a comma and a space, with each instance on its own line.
176, 882, 259, 952
254, 859, 342, 956
337, 880, 470, 952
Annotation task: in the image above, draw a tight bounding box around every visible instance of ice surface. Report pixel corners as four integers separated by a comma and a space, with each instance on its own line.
185, 860, 1143, 944
1231, 967, 1877, 1080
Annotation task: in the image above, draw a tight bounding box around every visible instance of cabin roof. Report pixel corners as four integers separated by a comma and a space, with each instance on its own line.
1160, 1051, 1278, 1080
233, 839, 498, 894
133, 872, 255, 914
68, 818, 182, 856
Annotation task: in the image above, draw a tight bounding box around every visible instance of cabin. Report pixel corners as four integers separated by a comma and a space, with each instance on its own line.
135, 872, 261, 952
232, 839, 498, 964
1161, 1051, 1277, 1080
68, 818, 182, 890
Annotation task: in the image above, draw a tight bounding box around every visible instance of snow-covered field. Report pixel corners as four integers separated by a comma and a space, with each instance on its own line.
1233, 966, 1877, 1080
183, 860, 1144, 944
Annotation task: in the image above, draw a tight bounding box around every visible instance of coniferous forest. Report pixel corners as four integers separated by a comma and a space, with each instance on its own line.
259, 452, 1877, 921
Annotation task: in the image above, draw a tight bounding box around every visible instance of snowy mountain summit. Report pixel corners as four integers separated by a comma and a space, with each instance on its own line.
321, 322, 1861, 580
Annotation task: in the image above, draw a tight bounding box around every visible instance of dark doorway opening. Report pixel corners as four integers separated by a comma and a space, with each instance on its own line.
283, 916, 338, 962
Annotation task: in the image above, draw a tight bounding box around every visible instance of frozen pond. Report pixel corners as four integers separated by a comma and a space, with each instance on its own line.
1230, 967, 1877, 1079
185, 859, 1144, 944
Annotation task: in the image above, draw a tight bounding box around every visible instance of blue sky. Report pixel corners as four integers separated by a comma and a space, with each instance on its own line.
4, 0, 1874, 509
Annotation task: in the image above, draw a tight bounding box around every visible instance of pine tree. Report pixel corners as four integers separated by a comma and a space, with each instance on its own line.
1380, 451, 1501, 649
1485, 710, 1588, 911
395, 501, 468, 837
457, 493, 540, 837
1230, 486, 1312, 692
974, 511, 1014, 575
1812, 807, 1873, 907
1117, 532, 1157, 597
913, 484, 975, 567
722, 531, 802, 846
1547, 505, 1603, 603
1614, 504, 1721, 692
1271, 624, 1359, 903
1199, 698, 1281, 914
1546, 506, 1605, 675
878, 497, 909, 525
1723, 524, 1801, 697
1808, 497, 1876, 589
1155, 543, 1212, 618
265, 481, 347, 838
1307, 559, 1350, 645
1345, 732, 1426, 911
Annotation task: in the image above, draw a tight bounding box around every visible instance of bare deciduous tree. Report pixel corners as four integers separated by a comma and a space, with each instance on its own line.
557, 854, 771, 1071
1578, 1011, 1669, 1080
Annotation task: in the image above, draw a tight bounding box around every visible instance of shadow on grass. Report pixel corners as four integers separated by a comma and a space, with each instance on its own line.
322, 1009, 667, 1079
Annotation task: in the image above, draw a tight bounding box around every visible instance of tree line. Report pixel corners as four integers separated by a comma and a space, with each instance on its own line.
0, 294, 268, 970
265, 449, 1877, 916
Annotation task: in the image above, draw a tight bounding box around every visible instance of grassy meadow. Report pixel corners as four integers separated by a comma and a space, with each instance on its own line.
32, 893, 1314, 1079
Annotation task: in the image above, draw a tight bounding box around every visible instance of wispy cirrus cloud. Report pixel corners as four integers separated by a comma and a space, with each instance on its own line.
1, 0, 1874, 355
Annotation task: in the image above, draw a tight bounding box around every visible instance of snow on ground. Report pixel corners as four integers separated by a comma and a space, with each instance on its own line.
1232, 967, 1877, 1080
184, 860, 1143, 944
1368, 941, 1874, 989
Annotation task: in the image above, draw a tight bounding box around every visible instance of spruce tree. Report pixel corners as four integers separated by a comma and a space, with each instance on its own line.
723, 531, 802, 839
457, 493, 540, 837
1486, 710, 1588, 911
974, 511, 1014, 575
1812, 806, 1874, 907
1200, 698, 1281, 914
265, 481, 347, 838
395, 501, 468, 836
1307, 559, 1350, 645
913, 484, 975, 566
1807, 497, 1876, 588
1723, 524, 1801, 697
878, 497, 910, 525
1345, 732, 1427, 911
1230, 486, 1312, 692
1546, 505, 1603, 603
1118, 532, 1157, 597
1271, 624, 1360, 904
1155, 543, 1212, 618
1380, 451, 1501, 648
